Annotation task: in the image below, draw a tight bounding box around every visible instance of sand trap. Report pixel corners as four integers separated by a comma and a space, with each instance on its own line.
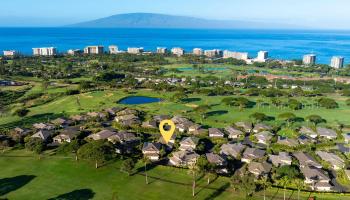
185, 104, 199, 108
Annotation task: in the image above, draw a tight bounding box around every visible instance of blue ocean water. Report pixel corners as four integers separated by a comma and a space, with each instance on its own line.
1, 28, 350, 64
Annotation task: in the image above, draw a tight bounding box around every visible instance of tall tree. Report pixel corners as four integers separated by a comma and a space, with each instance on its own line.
120, 158, 135, 176
294, 178, 305, 200
142, 157, 151, 184
232, 173, 257, 200
188, 162, 200, 197
259, 176, 271, 200
77, 140, 114, 168
197, 155, 215, 185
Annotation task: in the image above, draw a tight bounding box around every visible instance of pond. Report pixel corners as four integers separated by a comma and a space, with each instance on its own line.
118, 96, 162, 105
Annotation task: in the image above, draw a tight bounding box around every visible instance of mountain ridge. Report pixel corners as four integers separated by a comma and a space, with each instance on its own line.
66, 13, 299, 29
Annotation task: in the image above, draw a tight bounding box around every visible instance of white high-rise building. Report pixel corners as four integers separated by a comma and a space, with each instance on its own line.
32, 47, 57, 56
127, 47, 144, 54
171, 47, 185, 56
3, 50, 19, 57
303, 54, 316, 65
109, 45, 119, 54
193, 48, 203, 56
84, 46, 104, 54
223, 50, 249, 60
157, 47, 167, 54
330, 56, 345, 69
257, 51, 269, 62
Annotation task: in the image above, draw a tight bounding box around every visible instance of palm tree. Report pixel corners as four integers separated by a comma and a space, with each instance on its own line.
294, 178, 305, 200
256, 99, 263, 109
142, 157, 151, 185
188, 162, 200, 197
281, 176, 289, 200
259, 176, 271, 200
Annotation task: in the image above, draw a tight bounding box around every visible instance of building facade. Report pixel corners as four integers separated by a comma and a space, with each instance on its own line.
3, 50, 19, 57
171, 47, 185, 56
330, 56, 344, 69
156, 47, 167, 54
204, 49, 222, 58
193, 48, 203, 56
109, 45, 119, 54
303, 54, 316, 65
67, 49, 82, 56
32, 47, 57, 56
257, 51, 269, 62
127, 47, 144, 54
223, 50, 249, 60
84, 46, 104, 54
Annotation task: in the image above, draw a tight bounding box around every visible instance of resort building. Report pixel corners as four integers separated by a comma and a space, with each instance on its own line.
303, 54, 316, 65
204, 49, 222, 58
67, 49, 83, 55
256, 51, 269, 62
193, 48, 203, 56
223, 50, 249, 60
330, 56, 344, 69
3, 50, 19, 57
84, 46, 104, 54
109, 45, 119, 54
127, 47, 144, 54
156, 47, 168, 54
32, 47, 57, 56
171, 47, 185, 56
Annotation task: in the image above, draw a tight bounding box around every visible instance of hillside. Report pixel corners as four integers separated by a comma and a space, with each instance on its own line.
67, 13, 291, 29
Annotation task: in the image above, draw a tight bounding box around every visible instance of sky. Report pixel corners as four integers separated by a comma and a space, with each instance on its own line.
1, 0, 350, 29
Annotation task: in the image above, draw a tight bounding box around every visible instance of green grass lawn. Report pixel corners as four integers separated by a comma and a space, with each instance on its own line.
1, 150, 349, 200
162, 63, 319, 79
2, 87, 350, 129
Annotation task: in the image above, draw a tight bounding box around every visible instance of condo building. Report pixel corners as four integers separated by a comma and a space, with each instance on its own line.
223, 50, 249, 60
204, 49, 222, 58
109, 45, 119, 54
84, 46, 104, 54
193, 48, 203, 56
303, 54, 316, 65
171, 47, 185, 56
127, 47, 144, 54
3, 50, 19, 57
331, 56, 345, 69
256, 51, 269, 62
156, 47, 168, 54
32, 47, 57, 56
67, 49, 83, 56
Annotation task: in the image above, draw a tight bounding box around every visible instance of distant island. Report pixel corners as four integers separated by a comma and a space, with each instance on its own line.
67, 13, 297, 29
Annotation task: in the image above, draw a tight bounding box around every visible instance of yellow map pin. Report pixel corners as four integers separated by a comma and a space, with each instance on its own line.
159, 120, 176, 144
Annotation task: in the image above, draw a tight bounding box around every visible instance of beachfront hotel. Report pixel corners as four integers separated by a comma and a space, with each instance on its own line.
223, 50, 249, 60
3, 50, 19, 57
156, 47, 168, 54
109, 45, 119, 54
331, 56, 345, 69
32, 47, 57, 56
193, 48, 203, 56
171, 47, 185, 56
303, 54, 316, 65
84, 46, 104, 55
127, 47, 144, 54
204, 49, 222, 58
256, 51, 269, 62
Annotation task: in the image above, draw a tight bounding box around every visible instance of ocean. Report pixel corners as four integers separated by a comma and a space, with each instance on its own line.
1, 28, 350, 64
